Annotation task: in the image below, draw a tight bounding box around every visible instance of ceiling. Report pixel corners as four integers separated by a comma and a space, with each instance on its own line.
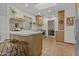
10, 3, 75, 18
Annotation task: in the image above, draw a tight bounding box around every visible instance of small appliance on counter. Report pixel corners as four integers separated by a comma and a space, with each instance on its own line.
14, 28, 21, 31
13, 23, 21, 31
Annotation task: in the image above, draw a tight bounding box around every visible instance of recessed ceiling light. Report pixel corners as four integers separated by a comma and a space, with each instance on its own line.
25, 4, 29, 7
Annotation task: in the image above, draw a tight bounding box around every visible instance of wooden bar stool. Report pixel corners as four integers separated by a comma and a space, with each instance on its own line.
10, 39, 29, 56
9, 39, 19, 56
1, 39, 29, 56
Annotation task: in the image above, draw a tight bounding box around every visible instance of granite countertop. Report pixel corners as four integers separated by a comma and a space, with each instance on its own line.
10, 30, 42, 36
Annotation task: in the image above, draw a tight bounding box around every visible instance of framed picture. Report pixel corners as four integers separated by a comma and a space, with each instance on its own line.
66, 17, 74, 26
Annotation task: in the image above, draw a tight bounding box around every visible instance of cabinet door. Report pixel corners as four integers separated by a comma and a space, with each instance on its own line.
36, 16, 43, 25
33, 34, 42, 55
38, 16, 43, 25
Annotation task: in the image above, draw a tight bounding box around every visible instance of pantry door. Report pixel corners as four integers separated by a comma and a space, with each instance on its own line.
55, 10, 64, 42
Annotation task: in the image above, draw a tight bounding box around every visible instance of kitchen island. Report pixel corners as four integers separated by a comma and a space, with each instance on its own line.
10, 30, 42, 56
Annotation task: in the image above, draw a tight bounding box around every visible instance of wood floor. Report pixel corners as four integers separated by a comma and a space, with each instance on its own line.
0, 37, 75, 56
41, 37, 75, 56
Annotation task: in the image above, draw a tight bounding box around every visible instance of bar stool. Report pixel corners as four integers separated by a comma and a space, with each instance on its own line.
9, 39, 19, 56
16, 40, 25, 56
10, 39, 29, 56
0, 39, 19, 56
1, 39, 29, 56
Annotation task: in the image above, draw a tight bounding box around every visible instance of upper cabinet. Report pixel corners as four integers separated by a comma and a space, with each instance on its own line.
35, 15, 44, 25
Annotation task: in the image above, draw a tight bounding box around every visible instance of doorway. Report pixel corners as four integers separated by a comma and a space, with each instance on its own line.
48, 20, 55, 37
55, 10, 64, 42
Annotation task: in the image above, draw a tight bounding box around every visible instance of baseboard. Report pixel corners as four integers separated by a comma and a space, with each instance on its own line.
64, 42, 75, 45
56, 41, 75, 45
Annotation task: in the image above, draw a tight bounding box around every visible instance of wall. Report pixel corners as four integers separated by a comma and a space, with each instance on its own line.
46, 4, 76, 43
64, 4, 76, 43
57, 3, 76, 43
8, 4, 34, 30
0, 4, 9, 41
43, 17, 49, 37
0, 4, 34, 41
42, 17, 57, 37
